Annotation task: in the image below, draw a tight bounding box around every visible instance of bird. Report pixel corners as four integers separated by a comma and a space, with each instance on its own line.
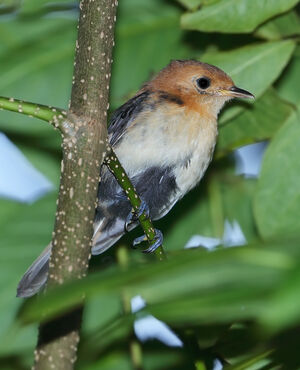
17, 60, 254, 297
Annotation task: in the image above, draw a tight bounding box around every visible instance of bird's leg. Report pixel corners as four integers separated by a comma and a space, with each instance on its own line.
125, 199, 150, 232
115, 185, 163, 254
133, 228, 163, 253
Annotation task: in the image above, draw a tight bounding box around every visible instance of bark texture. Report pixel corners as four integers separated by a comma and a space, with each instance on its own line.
34, 0, 118, 368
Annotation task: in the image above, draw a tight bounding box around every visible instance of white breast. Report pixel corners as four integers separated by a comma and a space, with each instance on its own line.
115, 105, 218, 197
174, 113, 217, 197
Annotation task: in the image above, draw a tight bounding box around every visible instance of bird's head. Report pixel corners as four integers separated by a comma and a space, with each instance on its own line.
147, 60, 254, 119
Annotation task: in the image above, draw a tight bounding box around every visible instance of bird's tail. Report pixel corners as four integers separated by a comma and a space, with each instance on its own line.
17, 218, 126, 298
17, 243, 52, 298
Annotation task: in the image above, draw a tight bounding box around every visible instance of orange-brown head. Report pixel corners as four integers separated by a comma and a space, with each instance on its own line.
146, 60, 254, 119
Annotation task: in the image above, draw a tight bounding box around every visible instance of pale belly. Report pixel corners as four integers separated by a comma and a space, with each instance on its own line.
114, 106, 218, 216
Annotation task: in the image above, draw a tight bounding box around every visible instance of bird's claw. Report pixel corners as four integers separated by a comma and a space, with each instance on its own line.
132, 228, 163, 253
125, 200, 150, 232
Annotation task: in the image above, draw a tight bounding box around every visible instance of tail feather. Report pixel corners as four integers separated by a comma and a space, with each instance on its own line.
91, 217, 126, 255
17, 216, 131, 297
17, 243, 52, 298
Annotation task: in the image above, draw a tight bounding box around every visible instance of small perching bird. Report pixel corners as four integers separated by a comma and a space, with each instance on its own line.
17, 60, 254, 297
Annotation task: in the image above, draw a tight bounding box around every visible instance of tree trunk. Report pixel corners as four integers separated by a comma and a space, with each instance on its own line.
33, 0, 118, 368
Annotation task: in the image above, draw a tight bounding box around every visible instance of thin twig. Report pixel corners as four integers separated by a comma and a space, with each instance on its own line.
105, 147, 166, 261
0, 96, 67, 128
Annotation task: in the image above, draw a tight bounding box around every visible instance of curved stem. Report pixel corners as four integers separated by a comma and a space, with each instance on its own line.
105, 147, 166, 261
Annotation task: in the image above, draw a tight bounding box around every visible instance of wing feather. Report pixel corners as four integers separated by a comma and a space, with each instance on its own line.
108, 90, 151, 146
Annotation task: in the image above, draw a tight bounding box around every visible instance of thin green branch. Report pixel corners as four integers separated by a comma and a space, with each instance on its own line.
105, 147, 166, 261
0, 96, 166, 261
0, 96, 66, 127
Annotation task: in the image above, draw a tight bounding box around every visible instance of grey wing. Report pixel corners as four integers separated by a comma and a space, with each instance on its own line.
91, 165, 180, 255
92, 166, 133, 254
132, 166, 179, 220
108, 90, 151, 146
17, 243, 52, 297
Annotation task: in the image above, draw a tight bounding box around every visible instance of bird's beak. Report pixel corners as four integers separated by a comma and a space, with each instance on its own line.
219, 86, 255, 99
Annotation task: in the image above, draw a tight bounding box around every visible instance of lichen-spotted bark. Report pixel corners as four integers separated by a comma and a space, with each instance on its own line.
34, 0, 117, 369
70, 0, 117, 121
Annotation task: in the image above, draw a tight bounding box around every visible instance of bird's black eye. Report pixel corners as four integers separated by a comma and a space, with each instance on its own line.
196, 77, 211, 90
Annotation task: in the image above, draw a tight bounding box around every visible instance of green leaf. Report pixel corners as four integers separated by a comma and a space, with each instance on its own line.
81, 349, 184, 370
176, 0, 222, 11
111, 0, 191, 107
226, 350, 274, 370
181, 0, 300, 33
20, 244, 295, 324
0, 19, 75, 102
254, 116, 300, 239
176, 0, 202, 10
81, 315, 135, 357
177, 0, 225, 11
0, 17, 75, 136
202, 40, 296, 123
255, 10, 300, 41
261, 268, 300, 332
158, 184, 214, 251
0, 193, 56, 354
220, 176, 258, 243
19, 240, 300, 363
161, 161, 260, 249
20, 0, 73, 14
276, 50, 300, 106
82, 295, 122, 336
83, 351, 132, 370
217, 89, 294, 156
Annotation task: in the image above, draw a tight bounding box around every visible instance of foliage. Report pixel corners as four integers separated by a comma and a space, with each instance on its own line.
0, 0, 300, 368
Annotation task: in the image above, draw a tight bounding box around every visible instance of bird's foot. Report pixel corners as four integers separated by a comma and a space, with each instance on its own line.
125, 200, 150, 232
133, 228, 163, 253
